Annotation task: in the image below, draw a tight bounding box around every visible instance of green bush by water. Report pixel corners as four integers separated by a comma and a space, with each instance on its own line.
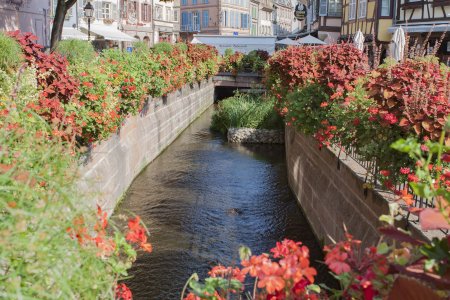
0, 33, 22, 71
55, 39, 96, 64
211, 93, 283, 134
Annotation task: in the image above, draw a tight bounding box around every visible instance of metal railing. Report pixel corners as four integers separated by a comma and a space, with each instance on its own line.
180, 23, 201, 32
338, 144, 448, 236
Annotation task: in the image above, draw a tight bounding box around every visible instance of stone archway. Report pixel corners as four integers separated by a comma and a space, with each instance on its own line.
143, 36, 150, 46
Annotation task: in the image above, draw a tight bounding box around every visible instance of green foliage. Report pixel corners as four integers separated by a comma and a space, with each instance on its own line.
152, 41, 173, 54
55, 39, 96, 64
286, 83, 330, 136
132, 41, 150, 54
0, 32, 22, 71
211, 93, 283, 133
0, 86, 134, 298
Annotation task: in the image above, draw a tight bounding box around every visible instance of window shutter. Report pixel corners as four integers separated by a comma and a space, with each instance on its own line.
141, 3, 145, 20
148, 5, 152, 21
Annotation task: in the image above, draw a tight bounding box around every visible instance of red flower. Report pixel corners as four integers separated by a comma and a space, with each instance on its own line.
379, 170, 390, 177
399, 167, 410, 174
115, 283, 133, 300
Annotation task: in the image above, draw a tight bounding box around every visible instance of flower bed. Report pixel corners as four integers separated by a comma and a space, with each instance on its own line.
0, 32, 219, 298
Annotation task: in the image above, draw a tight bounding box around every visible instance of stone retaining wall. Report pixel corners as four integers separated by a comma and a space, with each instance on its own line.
285, 126, 429, 248
227, 128, 284, 144
78, 79, 214, 214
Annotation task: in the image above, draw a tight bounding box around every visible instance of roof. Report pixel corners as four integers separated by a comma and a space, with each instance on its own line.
80, 24, 137, 42
62, 27, 88, 40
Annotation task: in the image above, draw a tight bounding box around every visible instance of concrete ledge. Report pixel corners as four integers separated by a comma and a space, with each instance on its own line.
228, 128, 284, 144
285, 127, 431, 248
77, 79, 215, 215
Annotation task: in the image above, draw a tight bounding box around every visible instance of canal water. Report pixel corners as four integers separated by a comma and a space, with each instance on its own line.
116, 106, 331, 299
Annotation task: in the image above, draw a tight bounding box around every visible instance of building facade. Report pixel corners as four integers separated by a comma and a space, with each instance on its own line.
0, 0, 51, 47
119, 0, 153, 45
340, 0, 393, 45
273, 0, 293, 36
390, 0, 449, 62
259, 0, 274, 35
180, 0, 250, 38
313, 0, 342, 42
153, 0, 180, 43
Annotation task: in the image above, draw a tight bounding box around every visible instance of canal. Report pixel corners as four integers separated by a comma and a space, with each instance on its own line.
116, 106, 330, 299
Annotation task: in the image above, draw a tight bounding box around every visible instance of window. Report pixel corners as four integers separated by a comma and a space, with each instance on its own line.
235, 11, 239, 28
358, 0, 367, 18
380, 0, 390, 16
349, 0, 356, 20
142, 3, 149, 21
241, 13, 249, 29
202, 10, 209, 28
328, 0, 342, 16
155, 5, 163, 20
101, 2, 112, 19
319, 0, 327, 16
166, 8, 172, 21
182, 0, 187, 6
174, 10, 179, 22
203, 0, 209, 3
193, 0, 197, 5
193, 11, 200, 30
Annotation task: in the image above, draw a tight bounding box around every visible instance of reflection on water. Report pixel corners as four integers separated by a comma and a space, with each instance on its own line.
115, 107, 332, 299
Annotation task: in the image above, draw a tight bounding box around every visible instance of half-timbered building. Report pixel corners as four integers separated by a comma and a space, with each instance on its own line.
388, 0, 450, 63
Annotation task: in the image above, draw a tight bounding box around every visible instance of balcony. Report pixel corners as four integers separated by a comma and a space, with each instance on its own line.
180, 24, 201, 32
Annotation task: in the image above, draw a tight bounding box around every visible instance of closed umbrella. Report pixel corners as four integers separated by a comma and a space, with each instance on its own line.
353, 30, 364, 52
390, 27, 406, 61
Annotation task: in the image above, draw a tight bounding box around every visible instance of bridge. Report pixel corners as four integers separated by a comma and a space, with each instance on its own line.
213, 72, 264, 89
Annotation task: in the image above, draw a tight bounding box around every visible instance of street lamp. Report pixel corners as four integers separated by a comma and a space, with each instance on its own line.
84, 1, 94, 41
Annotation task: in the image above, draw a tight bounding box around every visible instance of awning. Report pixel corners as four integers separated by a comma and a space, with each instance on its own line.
192, 35, 277, 54
275, 38, 298, 45
190, 37, 203, 44
388, 24, 450, 33
81, 24, 137, 42
62, 27, 88, 40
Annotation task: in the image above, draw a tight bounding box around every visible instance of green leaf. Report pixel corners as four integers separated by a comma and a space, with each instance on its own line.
307, 284, 321, 294
239, 245, 252, 261
377, 242, 390, 255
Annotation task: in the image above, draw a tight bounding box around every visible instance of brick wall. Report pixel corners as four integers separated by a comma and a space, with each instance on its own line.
78, 79, 214, 214
285, 126, 390, 248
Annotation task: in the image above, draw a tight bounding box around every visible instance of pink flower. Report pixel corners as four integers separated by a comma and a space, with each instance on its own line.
400, 167, 410, 174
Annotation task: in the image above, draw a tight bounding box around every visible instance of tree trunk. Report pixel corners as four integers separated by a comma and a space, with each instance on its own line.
50, 0, 78, 51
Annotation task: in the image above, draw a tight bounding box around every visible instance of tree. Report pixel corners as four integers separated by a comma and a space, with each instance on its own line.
50, 0, 78, 51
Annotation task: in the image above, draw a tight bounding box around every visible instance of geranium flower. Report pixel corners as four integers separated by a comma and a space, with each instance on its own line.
115, 283, 132, 300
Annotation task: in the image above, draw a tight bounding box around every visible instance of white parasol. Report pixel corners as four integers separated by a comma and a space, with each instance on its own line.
390, 27, 406, 61
353, 30, 365, 52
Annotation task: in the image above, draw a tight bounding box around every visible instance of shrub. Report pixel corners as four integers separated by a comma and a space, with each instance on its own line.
55, 39, 96, 64
132, 40, 150, 54
152, 41, 173, 54
0, 32, 22, 71
211, 93, 283, 133
9, 31, 84, 144
0, 83, 151, 298
240, 50, 269, 73
366, 59, 450, 142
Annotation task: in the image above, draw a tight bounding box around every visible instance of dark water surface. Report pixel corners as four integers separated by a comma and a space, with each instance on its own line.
116, 107, 330, 299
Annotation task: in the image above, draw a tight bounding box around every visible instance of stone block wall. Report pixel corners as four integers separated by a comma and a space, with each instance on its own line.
78, 79, 214, 214
285, 126, 391, 248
